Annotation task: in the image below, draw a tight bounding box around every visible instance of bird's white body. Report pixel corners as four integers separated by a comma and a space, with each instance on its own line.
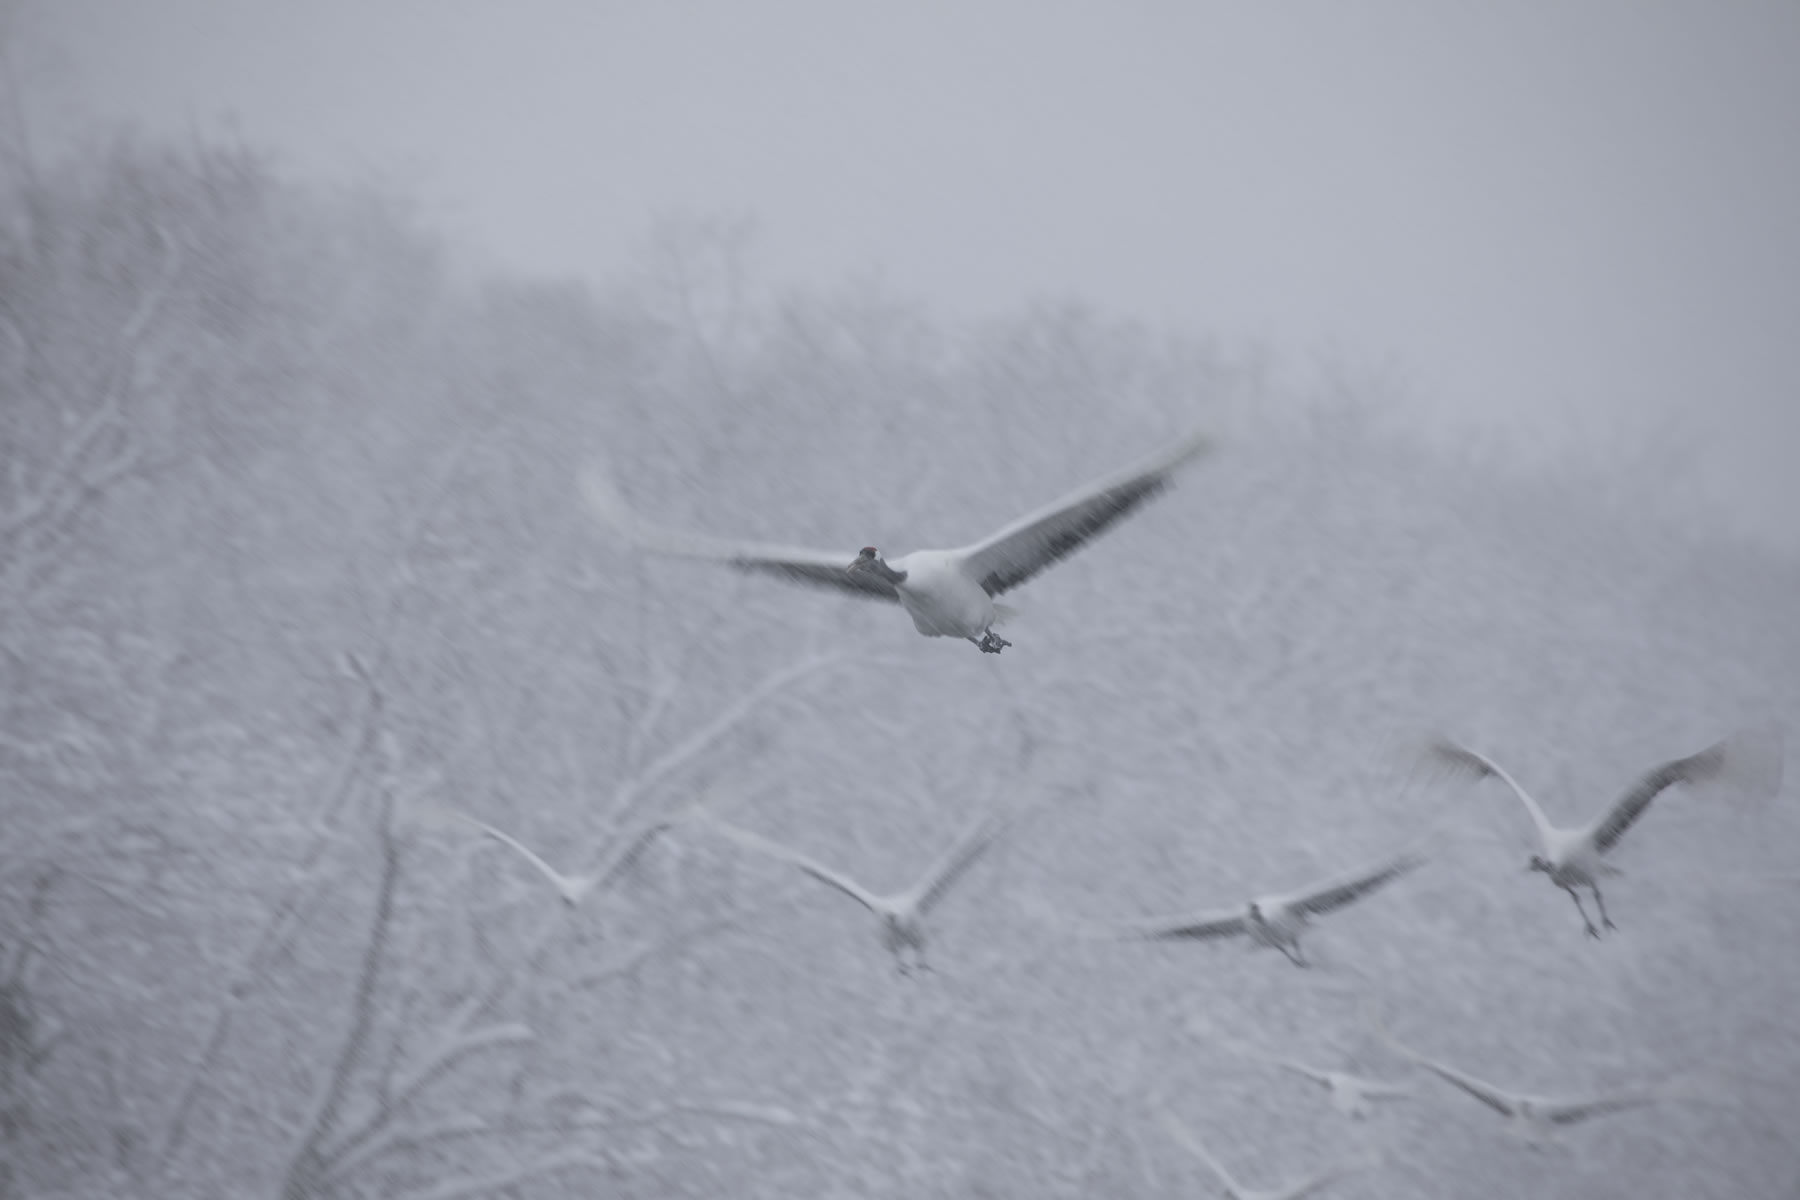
582, 429, 1210, 653
888, 549, 997, 641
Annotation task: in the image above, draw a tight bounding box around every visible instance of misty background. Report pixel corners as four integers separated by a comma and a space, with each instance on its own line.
2, 3, 1797, 1198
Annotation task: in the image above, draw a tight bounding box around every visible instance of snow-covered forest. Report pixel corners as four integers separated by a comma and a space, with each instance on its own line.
3, 132, 1798, 1200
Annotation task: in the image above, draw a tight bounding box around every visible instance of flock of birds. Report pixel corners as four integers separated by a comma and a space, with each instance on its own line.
433, 430, 1782, 1195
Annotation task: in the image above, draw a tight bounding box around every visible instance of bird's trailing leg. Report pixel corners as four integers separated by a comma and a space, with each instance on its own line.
1591, 885, 1618, 932
971, 630, 1011, 654
1277, 942, 1309, 969
1561, 885, 1601, 938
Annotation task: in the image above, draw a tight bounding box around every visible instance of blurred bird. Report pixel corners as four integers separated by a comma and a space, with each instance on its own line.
1106, 845, 1428, 967
1226, 1041, 1414, 1119
1421, 724, 1785, 937
1158, 1108, 1374, 1200
581, 429, 1210, 653
695, 809, 1013, 974
1373, 1018, 1672, 1143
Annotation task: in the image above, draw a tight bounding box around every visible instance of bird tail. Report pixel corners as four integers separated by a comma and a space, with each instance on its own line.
991, 603, 1021, 626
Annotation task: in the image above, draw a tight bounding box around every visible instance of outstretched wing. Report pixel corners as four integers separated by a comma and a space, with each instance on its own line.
952, 429, 1210, 597
908, 811, 1010, 917
1278, 849, 1426, 919
1111, 905, 1249, 943
1398, 1051, 1516, 1118
1590, 725, 1785, 854
1421, 736, 1559, 848
697, 818, 885, 915
580, 468, 901, 603
1544, 1092, 1659, 1126
1372, 1014, 1517, 1118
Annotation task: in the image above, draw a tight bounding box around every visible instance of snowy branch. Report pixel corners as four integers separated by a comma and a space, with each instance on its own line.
0, 221, 183, 546
279, 799, 401, 1200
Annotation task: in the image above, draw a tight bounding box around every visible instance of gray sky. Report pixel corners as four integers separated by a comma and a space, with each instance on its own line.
26, 0, 1800, 546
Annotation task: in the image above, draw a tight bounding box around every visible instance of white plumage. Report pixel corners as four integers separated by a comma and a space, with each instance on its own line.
581, 429, 1211, 653
1424, 724, 1785, 937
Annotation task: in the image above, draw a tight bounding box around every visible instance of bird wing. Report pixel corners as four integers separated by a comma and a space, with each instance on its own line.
1274, 849, 1426, 919
1157, 1110, 1242, 1196
949, 429, 1211, 597
1543, 1092, 1659, 1126
1399, 1051, 1518, 1118
1588, 726, 1784, 854
591, 819, 673, 891
697, 819, 884, 914
907, 811, 1009, 917
1112, 904, 1248, 943
580, 468, 901, 603
1422, 736, 1559, 850
1373, 1017, 1517, 1118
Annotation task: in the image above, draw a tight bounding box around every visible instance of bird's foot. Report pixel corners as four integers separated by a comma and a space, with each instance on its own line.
1584, 922, 1601, 940
977, 632, 1010, 654
1603, 916, 1618, 932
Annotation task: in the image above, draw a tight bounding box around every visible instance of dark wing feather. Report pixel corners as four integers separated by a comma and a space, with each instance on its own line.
956, 430, 1210, 597
1284, 852, 1425, 918
910, 813, 1008, 916
1545, 1093, 1658, 1126
732, 557, 901, 602
580, 467, 900, 604
1590, 741, 1727, 854
1115, 907, 1248, 942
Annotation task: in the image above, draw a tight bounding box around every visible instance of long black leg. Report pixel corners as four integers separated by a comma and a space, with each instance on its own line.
1591, 885, 1618, 932
1562, 885, 1600, 938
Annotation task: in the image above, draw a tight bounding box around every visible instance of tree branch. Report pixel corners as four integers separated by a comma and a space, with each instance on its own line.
279, 797, 402, 1200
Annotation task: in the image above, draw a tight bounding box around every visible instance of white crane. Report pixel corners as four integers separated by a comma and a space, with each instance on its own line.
1423, 724, 1785, 937
581, 429, 1210, 653
1108, 846, 1427, 967
696, 810, 1014, 974
1374, 1020, 1672, 1143
1225, 1041, 1413, 1119
1157, 1109, 1374, 1200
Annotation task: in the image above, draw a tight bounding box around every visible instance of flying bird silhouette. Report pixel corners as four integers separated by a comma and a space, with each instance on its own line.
1224, 1041, 1414, 1119
581, 429, 1210, 653
1106, 845, 1427, 967
1374, 1017, 1674, 1143
1422, 724, 1784, 937
696, 809, 1014, 974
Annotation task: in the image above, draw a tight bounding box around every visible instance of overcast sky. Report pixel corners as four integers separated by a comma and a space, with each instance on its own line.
24, 0, 1800, 547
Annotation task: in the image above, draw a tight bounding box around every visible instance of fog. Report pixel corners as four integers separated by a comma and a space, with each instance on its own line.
3, 5, 1798, 1199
